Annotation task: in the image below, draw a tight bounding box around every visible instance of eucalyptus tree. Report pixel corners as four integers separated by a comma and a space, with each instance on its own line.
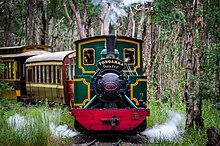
202, 0, 220, 103
0, 0, 29, 46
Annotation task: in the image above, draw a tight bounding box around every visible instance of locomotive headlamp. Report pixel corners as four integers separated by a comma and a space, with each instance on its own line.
106, 53, 115, 58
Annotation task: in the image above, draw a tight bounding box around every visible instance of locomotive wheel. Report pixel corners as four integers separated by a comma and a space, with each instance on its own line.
74, 120, 88, 134
133, 120, 147, 133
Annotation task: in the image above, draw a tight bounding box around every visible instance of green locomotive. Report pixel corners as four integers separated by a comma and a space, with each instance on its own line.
72, 35, 150, 134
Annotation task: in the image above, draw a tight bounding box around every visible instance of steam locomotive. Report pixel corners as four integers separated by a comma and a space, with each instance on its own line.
72, 35, 150, 134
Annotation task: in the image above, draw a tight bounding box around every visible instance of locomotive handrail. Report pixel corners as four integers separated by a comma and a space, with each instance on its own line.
83, 95, 97, 108
124, 95, 137, 108
125, 64, 138, 76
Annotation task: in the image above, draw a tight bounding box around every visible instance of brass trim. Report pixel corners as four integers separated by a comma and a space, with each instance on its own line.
26, 83, 63, 89
123, 48, 136, 65
83, 48, 95, 66
26, 62, 63, 66
73, 78, 90, 106
130, 78, 147, 106
16, 90, 21, 96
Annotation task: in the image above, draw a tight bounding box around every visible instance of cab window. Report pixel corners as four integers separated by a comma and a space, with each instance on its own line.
124, 48, 135, 65
83, 49, 94, 65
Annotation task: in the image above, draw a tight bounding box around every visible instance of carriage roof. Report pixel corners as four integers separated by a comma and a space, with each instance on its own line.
0, 50, 49, 58
0, 45, 51, 50
25, 51, 75, 63
0, 45, 52, 58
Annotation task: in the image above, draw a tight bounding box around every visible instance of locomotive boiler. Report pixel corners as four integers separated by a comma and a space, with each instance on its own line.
72, 35, 150, 134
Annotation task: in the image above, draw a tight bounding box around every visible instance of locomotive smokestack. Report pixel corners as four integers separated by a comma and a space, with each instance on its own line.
106, 36, 116, 54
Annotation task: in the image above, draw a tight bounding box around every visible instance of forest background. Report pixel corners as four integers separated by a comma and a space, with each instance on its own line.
0, 0, 219, 129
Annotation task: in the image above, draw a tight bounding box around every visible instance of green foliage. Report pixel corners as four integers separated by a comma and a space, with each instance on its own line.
48, 0, 65, 19
200, 44, 220, 102
0, 82, 14, 96
0, 63, 3, 74
0, 63, 14, 97
152, 0, 184, 26
203, 0, 220, 43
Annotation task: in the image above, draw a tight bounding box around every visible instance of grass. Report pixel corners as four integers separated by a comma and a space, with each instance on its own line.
0, 98, 219, 146
146, 99, 220, 146
0, 99, 74, 146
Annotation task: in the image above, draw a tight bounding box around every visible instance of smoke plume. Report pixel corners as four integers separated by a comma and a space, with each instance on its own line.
92, 0, 154, 26
141, 111, 185, 142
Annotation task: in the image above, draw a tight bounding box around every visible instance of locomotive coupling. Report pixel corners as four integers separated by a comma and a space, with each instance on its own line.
110, 115, 120, 127
101, 115, 120, 127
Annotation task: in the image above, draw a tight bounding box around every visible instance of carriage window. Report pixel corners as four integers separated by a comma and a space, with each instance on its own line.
27, 68, 33, 82
22, 64, 26, 78
66, 66, 69, 80
40, 66, 43, 83
124, 48, 135, 65
57, 66, 61, 84
35, 66, 39, 82
54, 66, 61, 84
52, 66, 55, 84
42, 66, 45, 83
9, 62, 14, 79
3, 62, 6, 79
83, 49, 94, 65
32, 67, 34, 81
37, 66, 40, 82
48, 66, 51, 83
16, 61, 20, 79
1, 61, 15, 79
45, 65, 49, 83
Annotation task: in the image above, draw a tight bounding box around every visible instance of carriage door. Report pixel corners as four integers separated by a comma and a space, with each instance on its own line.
64, 54, 75, 106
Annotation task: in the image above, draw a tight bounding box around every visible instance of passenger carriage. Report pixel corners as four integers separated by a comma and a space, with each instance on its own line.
0, 45, 50, 99
25, 51, 76, 105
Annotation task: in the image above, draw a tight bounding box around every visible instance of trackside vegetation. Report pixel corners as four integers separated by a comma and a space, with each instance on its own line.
0, 98, 219, 146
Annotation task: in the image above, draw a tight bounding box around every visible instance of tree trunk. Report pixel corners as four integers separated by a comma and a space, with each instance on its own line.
69, 0, 86, 39
83, 0, 90, 37
27, 0, 34, 45
155, 66, 161, 108
143, 2, 152, 76
34, 2, 41, 45
170, 56, 175, 110
63, 0, 74, 50
184, 0, 196, 129
4, 0, 12, 46
193, 0, 204, 129
143, 2, 152, 106
126, 7, 135, 37
102, 4, 111, 35
137, 4, 146, 39
41, 0, 48, 45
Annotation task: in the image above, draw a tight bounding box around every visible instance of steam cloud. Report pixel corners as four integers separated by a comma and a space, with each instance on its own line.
49, 122, 79, 138
92, 0, 154, 26
7, 114, 78, 138
141, 111, 185, 142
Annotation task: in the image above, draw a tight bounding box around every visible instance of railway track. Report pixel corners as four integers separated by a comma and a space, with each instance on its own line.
71, 134, 147, 146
